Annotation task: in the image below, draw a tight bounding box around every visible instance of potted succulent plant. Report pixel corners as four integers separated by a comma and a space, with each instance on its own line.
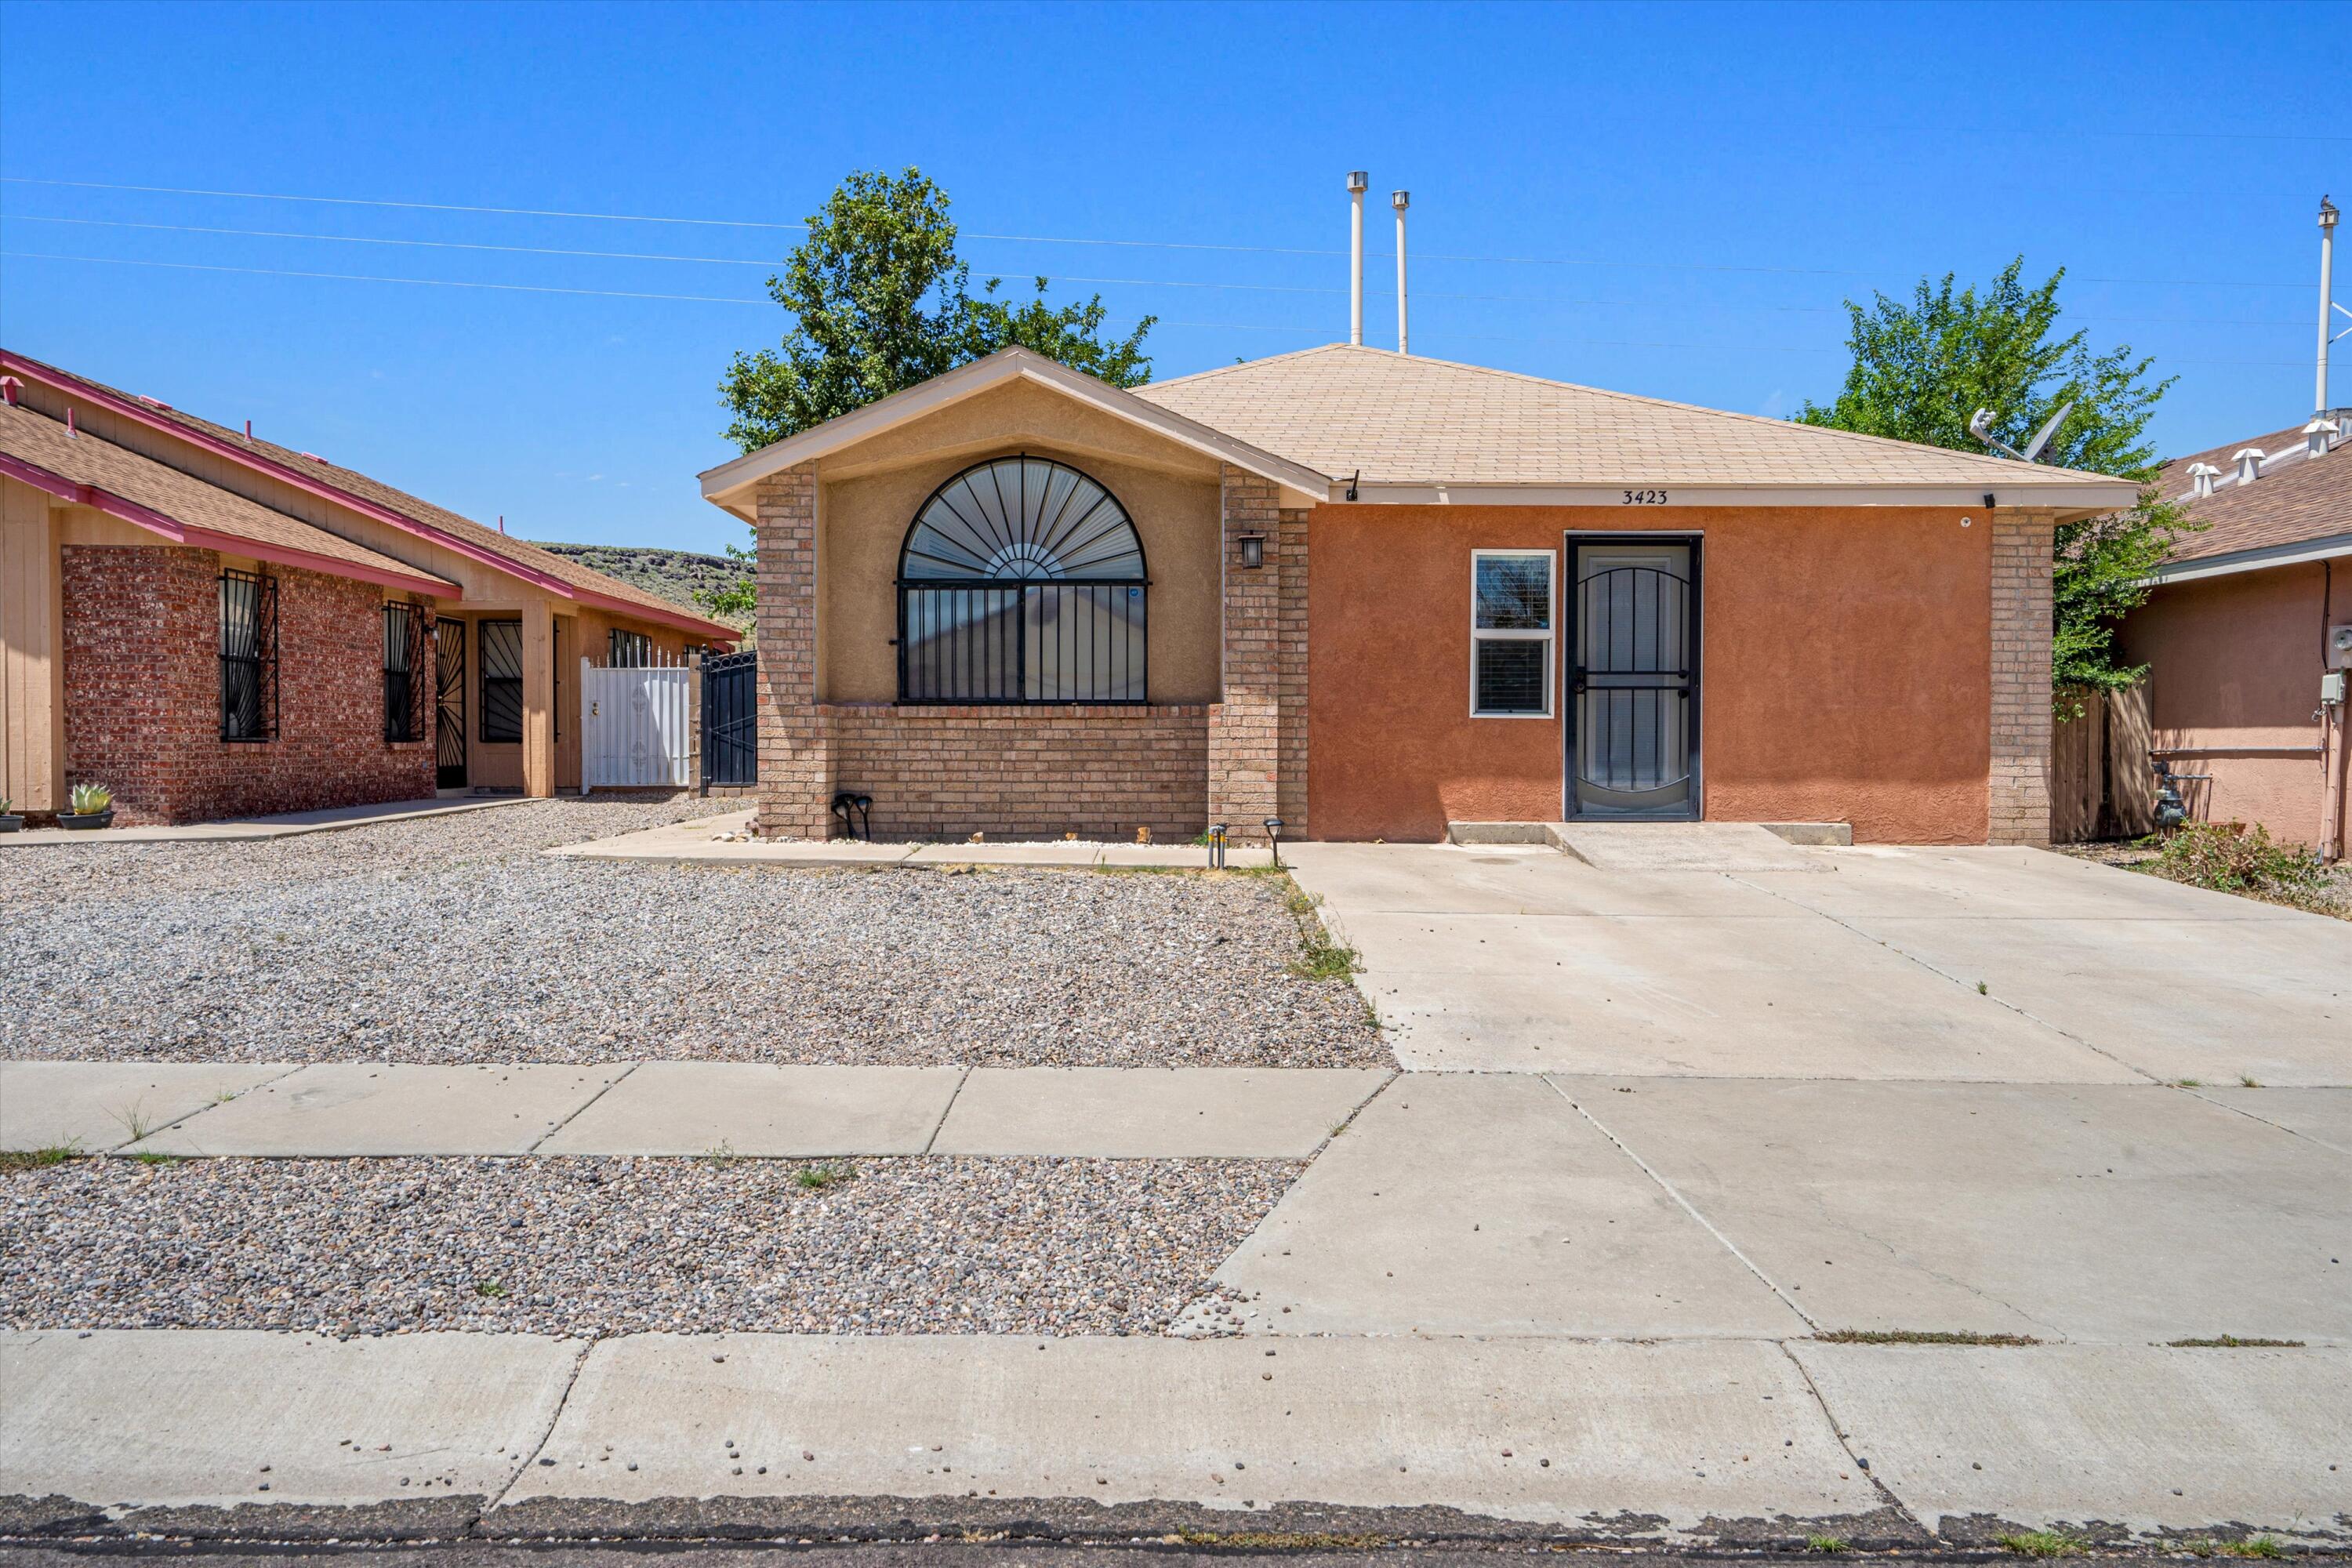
0, 797, 20, 832
60, 782, 114, 829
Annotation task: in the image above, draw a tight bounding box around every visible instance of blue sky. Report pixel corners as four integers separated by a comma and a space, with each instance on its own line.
2, 0, 2345, 554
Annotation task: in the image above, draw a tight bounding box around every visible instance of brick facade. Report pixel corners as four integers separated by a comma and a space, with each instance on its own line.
60, 545, 434, 826
1207, 465, 1281, 838
1276, 505, 1310, 836
753, 464, 833, 838
826, 703, 1208, 841
1988, 510, 2056, 846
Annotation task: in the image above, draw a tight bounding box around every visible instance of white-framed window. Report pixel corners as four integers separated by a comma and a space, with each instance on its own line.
1470, 549, 1555, 717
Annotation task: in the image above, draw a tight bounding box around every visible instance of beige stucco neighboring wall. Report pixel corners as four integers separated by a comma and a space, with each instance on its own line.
812, 380, 1226, 706
2, 474, 66, 813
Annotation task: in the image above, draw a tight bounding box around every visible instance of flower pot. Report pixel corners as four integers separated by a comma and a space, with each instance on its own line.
60, 808, 114, 830
0, 813, 23, 832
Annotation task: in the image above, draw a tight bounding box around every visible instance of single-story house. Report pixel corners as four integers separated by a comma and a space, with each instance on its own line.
2113, 412, 2350, 854
700, 343, 2139, 845
0, 350, 738, 826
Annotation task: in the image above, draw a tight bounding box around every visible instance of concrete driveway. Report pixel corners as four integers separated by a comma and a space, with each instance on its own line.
1287, 833, 2348, 1085
1244, 832, 2352, 1346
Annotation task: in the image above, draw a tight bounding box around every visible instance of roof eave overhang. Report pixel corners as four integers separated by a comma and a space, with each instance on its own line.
699, 350, 1330, 516
2145, 531, 2352, 586
0, 449, 463, 597
1340, 480, 2143, 517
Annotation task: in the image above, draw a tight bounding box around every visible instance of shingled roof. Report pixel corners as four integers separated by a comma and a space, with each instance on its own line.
2, 350, 738, 638
0, 399, 458, 594
1131, 344, 2139, 504
2153, 419, 2350, 568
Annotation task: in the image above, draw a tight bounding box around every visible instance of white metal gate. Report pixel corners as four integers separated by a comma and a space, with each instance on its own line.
580, 655, 693, 791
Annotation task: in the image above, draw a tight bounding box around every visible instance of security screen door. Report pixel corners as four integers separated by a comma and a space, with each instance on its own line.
1568, 539, 1699, 818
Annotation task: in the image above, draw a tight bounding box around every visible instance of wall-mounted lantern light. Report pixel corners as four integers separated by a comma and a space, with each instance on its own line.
1237, 532, 1265, 570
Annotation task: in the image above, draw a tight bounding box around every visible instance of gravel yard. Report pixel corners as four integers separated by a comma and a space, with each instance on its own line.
0, 1154, 1287, 1338
0, 797, 1385, 1068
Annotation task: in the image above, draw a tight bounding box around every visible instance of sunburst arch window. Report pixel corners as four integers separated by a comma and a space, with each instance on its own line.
896, 456, 1149, 704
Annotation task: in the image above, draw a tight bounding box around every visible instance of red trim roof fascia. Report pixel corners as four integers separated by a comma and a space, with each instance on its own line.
570, 582, 739, 644
2, 350, 576, 598
2, 449, 460, 597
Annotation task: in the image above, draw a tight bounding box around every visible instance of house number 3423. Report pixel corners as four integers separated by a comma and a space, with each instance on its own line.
1621, 488, 1668, 506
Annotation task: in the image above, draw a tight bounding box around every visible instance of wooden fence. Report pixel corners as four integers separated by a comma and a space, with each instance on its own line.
2049, 682, 2155, 843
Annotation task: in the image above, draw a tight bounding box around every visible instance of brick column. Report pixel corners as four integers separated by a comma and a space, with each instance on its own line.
753, 463, 833, 838
1209, 465, 1281, 838
1988, 509, 2055, 846
1276, 505, 1311, 836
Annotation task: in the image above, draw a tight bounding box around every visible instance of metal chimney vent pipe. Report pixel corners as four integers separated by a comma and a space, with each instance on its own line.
1392, 190, 1410, 354
2319, 195, 2339, 419
1347, 172, 1367, 347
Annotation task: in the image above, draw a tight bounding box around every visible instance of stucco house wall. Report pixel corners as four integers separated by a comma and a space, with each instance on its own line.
1305, 504, 2001, 844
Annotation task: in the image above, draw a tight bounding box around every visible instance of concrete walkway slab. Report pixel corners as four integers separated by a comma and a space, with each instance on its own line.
1563, 1078, 2352, 1344
131, 1063, 629, 1156
1548, 822, 1830, 873
0, 1061, 292, 1152
504, 1333, 1878, 1533
0, 793, 531, 847
1843, 915, 2351, 1087
933, 1068, 1391, 1158
536, 1062, 964, 1156
1289, 840, 1805, 919
1195, 1073, 1806, 1338
1790, 1342, 2352, 1540
1748, 845, 2308, 923
2198, 1086, 2351, 1154
1337, 909, 2132, 1079
0, 1328, 579, 1510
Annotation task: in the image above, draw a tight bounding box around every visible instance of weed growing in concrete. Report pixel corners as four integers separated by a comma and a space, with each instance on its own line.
0, 1143, 82, 1173
2224, 1537, 2287, 1559
2174, 1079, 2202, 1087
2165, 1335, 2305, 1348
1976, 980, 1989, 995
1816, 1329, 2040, 1346
2238, 1075, 2261, 1088
702, 1141, 739, 1167
129, 1152, 184, 1167
111, 1102, 155, 1143
1996, 1530, 2089, 1558
1806, 1536, 1851, 1553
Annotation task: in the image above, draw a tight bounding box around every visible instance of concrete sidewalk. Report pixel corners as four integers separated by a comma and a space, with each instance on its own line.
2, 1060, 1392, 1159
0, 793, 531, 846
5, 1328, 2343, 1546
546, 811, 1279, 870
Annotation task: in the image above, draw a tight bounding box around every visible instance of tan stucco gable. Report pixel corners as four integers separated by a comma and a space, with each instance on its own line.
698, 348, 1329, 519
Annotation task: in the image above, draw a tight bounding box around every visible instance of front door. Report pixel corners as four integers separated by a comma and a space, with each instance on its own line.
1567, 537, 1699, 819
434, 616, 467, 788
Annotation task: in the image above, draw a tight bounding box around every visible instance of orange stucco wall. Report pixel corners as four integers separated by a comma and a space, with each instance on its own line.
1307, 506, 1994, 843
2114, 561, 2336, 847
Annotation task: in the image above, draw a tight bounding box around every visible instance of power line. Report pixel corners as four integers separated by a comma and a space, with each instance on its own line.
3, 250, 2322, 368
2, 175, 2320, 290
0, 214, 2321, 329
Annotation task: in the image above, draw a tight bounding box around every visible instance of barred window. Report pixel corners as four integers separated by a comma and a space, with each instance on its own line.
608, 628, 652, 666
1471, 550, 1554, 717
479, 618, 523, 743
220, 569, 278, 742
383, 603, 427, 742
896, 456, 1148, 704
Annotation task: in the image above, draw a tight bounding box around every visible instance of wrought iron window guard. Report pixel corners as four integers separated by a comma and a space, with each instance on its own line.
895, 578, 1149, 705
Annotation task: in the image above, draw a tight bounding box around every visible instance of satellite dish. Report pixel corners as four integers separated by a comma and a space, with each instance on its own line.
1968, 402, 2072, 464
2022, 401, 2076, 463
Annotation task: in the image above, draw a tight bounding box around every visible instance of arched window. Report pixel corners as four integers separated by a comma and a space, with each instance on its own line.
897, 456, 1147, 703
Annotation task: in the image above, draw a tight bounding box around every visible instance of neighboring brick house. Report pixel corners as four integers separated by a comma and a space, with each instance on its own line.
700, 345, 2138, 845
0, 351, 739, 826
2112, 413, 2350, 855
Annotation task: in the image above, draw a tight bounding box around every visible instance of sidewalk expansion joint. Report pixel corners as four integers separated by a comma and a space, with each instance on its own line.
1725, 873, 2165, 1085
921, 1067, 972, 1155
107, 1061, 308, 1154
1545, 1075, 1820, 1333
1777, 1338, 1933, 1538
488, 1336, 596, 1515
528, 1063, 640, 1154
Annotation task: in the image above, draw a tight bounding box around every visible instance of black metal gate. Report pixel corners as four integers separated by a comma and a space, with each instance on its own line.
1568, 539, 1700, 819
702, 648, 758, 786
434, 616, 467, 788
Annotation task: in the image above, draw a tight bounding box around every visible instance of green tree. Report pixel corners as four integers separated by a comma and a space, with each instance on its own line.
1798, 258, 2198, 700
706, 169, 1156, 630
719, 167, 1154, 452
